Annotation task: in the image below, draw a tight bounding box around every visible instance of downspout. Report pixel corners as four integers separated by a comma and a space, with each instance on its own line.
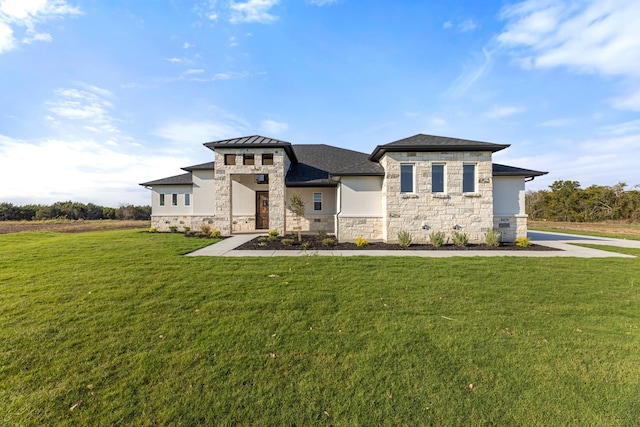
334, 178, 342, 241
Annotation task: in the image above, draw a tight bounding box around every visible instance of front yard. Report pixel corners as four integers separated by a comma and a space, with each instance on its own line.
0, 229, 638, 425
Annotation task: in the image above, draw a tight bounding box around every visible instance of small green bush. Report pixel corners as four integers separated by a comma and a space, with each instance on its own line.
397, 230, 412, 247
183, 226, 191, 233
355, 236, 369, 247
316, 230, 328, 241
322, 237, 337, 247
184, 230, 196, 238
268, 229, 279, 237
516, 236, 532, 247
485, 230, 501, 247
168, 226, 178, 233
148, 226, 158, 233
452, 231, 469, 247
257, 241, 267, 247
429, 231, 446, 247
210, 229, 221, 238
257, 236, 267, 242
281, 238, 295, 246
267, 235, 279, 242
200, 224, 212, 235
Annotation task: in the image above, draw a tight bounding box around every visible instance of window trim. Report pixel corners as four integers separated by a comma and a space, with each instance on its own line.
463, 163, 476, 193
400, 163, 415, 194
432, 163, 445, 194
243, 153, 255, 165
184, 193, 190, 206
313, 192, 322, 211
159, 193, 165, 206
262, 153, 273, 165
224, 154, 236, 165
171, 193, 178, 206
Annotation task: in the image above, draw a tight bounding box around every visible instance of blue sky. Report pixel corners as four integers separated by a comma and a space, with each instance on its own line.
2, 0, 640, 207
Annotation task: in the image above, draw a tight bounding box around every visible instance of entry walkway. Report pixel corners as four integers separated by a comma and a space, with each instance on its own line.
185, 231, 638, 258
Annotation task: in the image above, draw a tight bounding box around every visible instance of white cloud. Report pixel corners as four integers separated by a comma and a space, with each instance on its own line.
445, 47, 493, 98
0, 0, 81, 53
307, 0, 339, 5
536, 118, 576, 128
485, 105, 525, 119
183, 42, 194, 49
260, 119, 288, 135
229, 0, 279, 24
0, 134, 183, 206
46, 86, 118, 133
442, 21, 452, 29
457, 19, 478, 32
497, 0, 640, 110
153, 120, 246, 146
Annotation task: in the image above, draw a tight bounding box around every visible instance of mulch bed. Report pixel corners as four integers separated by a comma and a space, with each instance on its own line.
236, 235, 561, 251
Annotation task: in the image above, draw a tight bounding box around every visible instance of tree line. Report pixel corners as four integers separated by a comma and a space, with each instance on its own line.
0, 201, 151, 221
526, 180, 640, 222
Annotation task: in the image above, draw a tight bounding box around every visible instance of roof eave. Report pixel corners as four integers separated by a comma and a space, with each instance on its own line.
369, 144, 510, 162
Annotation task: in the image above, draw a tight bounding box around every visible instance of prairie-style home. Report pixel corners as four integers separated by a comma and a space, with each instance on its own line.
140, 134, 546, 243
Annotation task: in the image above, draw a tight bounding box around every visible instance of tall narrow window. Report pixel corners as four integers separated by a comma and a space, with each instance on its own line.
159, 194, 165, 206
184, 193, 190, 206
463, 164, 476, 193
262, 153, 273, 165
432, 164, 445, 193
172, 193, 178, 206
224, 154, 236, 165
243, 154, 255, 165
400, 164, 414, 193
313, 192, 322, 211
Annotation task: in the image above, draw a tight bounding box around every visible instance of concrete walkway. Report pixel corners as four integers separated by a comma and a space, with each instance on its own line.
185, 231, 638, 258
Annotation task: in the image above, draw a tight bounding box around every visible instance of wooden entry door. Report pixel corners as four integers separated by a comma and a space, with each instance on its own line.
256, 192, 269, 229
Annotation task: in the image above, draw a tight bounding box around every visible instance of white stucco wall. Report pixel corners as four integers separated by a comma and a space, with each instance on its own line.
150, 185, 193, 216
231, 174, 270, 216
192, 170, 215, 215
339, 176, 383, 216
493, 176, 525, 216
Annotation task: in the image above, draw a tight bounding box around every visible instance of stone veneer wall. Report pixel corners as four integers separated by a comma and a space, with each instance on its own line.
151, 215, 216, 232
336, 216, 383, 242
381, 152, 494, 244
285, 213, 334, 233
212, 147, 288, 235
493, 214, 527, 242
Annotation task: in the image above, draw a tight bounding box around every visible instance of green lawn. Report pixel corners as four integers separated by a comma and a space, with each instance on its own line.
1, 230, 639, 425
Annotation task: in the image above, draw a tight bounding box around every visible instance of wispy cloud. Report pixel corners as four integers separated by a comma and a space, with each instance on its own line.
229, 0, 279, 24
485, 105, 525, 119
46, 85, 120, 134
0, 0, 81, 54
260, 119, 288, 135
497, 0, 640, 110
443, 18, 479, 33
445, 47, 493, 98
307, 0, 340, 6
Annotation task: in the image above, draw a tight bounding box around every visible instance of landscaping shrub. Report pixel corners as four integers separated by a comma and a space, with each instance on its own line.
452, 231, 469, 247
516, 236, 532, 247
281, 238, 295, 246
210, 229, 221, 238
268, 229, 279, 237
168, 226, 178, 233
200, 224, 212, 235
397, 230, 412, 247
429, 231, 445, 247
316, 230, 328, 240
322, 237, 337, 247
485, 230, 501, 247
148, 226, 157, 233
355, 236, 369, 247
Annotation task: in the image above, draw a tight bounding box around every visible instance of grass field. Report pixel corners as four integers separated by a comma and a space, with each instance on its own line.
530, 220, 640, 240
1, 229, 639, 425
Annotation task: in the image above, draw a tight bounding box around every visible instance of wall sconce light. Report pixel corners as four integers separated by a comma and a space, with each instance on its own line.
422, 224, 430, 230
453, 224, 462, 230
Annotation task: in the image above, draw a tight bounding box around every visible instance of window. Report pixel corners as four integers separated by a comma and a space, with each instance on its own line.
159, 194, 165, 206
256, 174, 269, 184
313, 192, 322, 211
224, 154, 236, 165
184, 193, 190, 206
172, 193, 178, 206
400, 164, 414, 193
243, 154, 255, 165
262, 153, 273, 165
463, 164, 476, 193
432, 164, 445, 193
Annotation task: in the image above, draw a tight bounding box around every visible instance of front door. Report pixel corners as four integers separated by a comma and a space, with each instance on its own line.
256, 192, 269, 229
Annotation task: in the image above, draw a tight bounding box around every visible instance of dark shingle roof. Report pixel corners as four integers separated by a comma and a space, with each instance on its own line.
140, 172, 192, 187
493, 163, 547, 179
182, 161, 214, 171
204, 135, 297, 163
286, 145, 384, 186
369, 134, 510, 161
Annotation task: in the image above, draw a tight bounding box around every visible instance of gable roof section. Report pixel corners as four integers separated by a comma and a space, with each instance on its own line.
286, 145, 384, 186
493, 163, 547, 179
203, 135, 298, 163
369, 134, 510, 161
140, 172, 192, 187
182, 161, 214, 171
